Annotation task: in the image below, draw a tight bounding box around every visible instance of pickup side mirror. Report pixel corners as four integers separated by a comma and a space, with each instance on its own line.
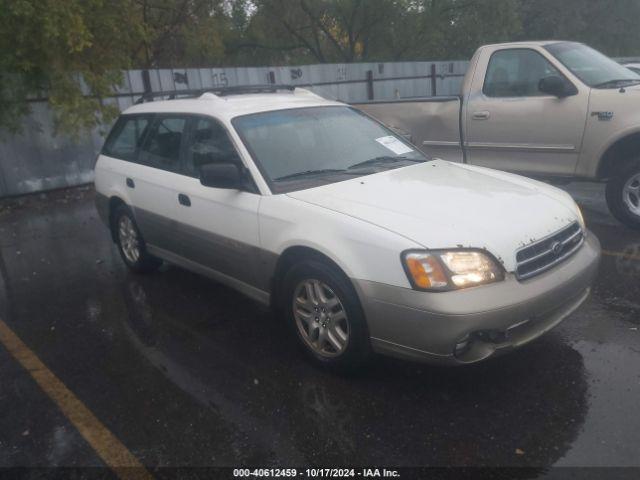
199, 162, 244, 189
539, 75, 576, 98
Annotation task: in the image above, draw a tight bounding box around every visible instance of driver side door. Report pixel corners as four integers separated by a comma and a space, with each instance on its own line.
465, 48, 589, 176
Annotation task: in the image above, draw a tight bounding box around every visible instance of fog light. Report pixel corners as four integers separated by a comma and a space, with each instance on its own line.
454, 336, 471, 357
476, 330, 508, 344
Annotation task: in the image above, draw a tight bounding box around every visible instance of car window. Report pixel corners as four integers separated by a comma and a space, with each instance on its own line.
484, 49, 564, 97
184, 117, 241, 177
233, 106, 427, 193
139, 116, 188, 172
102, 115, 151, 161
546, 42, 640, 87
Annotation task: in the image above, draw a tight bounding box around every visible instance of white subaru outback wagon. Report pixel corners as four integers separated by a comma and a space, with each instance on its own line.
95, 85, 600, 370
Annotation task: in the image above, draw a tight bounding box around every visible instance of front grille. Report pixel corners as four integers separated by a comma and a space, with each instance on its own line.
516, 222, 584, 280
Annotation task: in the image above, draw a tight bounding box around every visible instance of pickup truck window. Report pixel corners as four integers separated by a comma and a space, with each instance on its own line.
483, 49, 564, 97
545, 42, 640, 88
233, 106, 427, 193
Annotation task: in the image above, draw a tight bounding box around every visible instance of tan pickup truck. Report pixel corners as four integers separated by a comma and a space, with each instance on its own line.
357, 41, 640, 230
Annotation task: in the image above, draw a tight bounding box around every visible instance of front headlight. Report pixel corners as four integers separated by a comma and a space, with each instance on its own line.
402, 249, 505, 291
576, 205, 586, 230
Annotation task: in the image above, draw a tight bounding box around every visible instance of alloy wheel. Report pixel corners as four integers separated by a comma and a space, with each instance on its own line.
118, 216, 141, 264
623, 172, 640, 217
293, 279, 349, 357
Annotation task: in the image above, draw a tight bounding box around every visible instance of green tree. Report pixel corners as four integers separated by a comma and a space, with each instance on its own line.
517, 0, 640, 57
0, 0, 142, 135
228, 0, 406, 64
0, 0, 229, 136
227, 0, 522, 64
133, 0, 228, 68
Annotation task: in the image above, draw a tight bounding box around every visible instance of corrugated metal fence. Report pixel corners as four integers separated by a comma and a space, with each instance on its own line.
0, 60, 468, 197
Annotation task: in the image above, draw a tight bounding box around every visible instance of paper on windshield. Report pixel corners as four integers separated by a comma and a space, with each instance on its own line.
375, 136, 414, 156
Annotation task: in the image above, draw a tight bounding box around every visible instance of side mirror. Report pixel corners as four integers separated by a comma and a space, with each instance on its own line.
539, 75, 575, 98
199, 162, 244, 189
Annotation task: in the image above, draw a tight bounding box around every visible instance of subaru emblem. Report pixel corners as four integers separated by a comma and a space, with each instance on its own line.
550, 241, 563, 256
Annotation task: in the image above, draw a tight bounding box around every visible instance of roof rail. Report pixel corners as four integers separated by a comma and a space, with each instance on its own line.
134, 84, 297, 104
134, 89, 206, 104
211, 84, 295, 96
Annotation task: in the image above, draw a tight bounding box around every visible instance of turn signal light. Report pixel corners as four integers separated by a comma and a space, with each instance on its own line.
403, 253, 449, 290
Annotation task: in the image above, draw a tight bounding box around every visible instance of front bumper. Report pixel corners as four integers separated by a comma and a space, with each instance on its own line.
354, 230, 601, 365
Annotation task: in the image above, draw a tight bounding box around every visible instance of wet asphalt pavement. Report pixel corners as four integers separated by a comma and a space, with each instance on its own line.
0, 182, 638, 473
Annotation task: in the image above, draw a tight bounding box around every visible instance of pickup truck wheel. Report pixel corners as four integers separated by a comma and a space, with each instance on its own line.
605, 163, 640, 230
112, 205, 162, 273
282, 259, 371, 371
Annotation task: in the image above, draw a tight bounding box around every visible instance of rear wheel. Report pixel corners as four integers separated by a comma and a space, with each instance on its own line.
112, 205, 162, 273
605, 162, 640, 230
282, 259, 371, 371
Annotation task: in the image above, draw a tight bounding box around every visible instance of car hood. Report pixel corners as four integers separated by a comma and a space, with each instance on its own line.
287, 160, 581, 272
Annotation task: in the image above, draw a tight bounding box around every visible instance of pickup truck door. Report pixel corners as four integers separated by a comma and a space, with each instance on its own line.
464, 47, 589, 176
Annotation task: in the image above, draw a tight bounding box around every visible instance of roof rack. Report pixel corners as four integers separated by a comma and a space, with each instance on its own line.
212, 84, 295, 96
134, 89, 205, 104
134, 84, 296, 104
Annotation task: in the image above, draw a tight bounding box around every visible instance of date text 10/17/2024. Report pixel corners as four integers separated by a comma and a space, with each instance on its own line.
233, 469, 401, 478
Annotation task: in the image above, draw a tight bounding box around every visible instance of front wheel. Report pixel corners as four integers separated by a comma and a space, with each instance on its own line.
606, 163, 640, 230
282, 259, 371, 371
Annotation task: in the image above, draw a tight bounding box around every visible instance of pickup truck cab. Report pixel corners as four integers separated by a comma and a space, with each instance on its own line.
94, 86, 600, 370
358, 41, 640, 229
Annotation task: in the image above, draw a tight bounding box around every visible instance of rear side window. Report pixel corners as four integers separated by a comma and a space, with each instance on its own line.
102, 115, 151, 161
139, 116, 188, 172
483, 49, 563, 97
184, 117, 241, 177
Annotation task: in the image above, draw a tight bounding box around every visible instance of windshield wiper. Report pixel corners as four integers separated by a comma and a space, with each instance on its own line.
274, 169, 357, 181
594, 79, 640, 88
348, 156, 424, 170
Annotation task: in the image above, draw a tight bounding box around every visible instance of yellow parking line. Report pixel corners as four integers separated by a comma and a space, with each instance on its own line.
0, 319, 153, 480
602, 250, 640, 261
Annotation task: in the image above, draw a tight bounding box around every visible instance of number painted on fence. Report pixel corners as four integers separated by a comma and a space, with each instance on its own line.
212, 72, 228, 87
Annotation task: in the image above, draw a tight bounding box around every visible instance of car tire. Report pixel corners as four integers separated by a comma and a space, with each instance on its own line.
112, 204, 162, 273
282, 259, 371, 372
605, 161, 640, 230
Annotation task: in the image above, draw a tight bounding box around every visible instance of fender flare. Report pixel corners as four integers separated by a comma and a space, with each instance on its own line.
596, 127, 640, 179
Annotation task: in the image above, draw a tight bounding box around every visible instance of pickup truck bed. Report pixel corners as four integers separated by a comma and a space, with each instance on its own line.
355, 97, 464, 163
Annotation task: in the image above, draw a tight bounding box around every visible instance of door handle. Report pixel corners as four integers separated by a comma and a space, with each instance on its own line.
126, 178, 135, 189
178, 193, 191, 207
472, 111, 491, 120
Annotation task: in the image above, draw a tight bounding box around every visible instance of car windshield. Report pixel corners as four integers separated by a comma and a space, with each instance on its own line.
545, 42, 640, 88
232, 106, 428, 193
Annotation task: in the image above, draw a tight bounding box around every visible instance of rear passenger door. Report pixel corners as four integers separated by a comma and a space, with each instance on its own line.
169, 116, 263, 292
98, 114, 152, 207
130, 114, 189, 253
